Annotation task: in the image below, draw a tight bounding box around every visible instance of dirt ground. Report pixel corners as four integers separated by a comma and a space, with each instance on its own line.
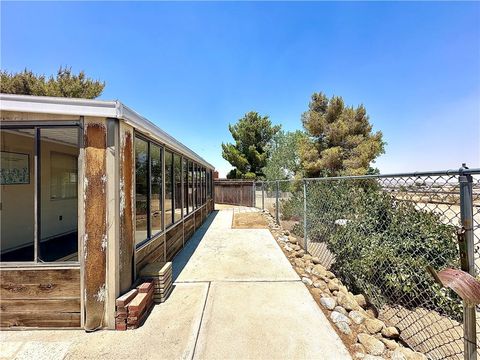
232, 212, 268, 229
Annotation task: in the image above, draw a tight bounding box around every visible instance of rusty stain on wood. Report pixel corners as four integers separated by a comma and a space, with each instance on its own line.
83, 121, 107, 330
119, 128, 134, 293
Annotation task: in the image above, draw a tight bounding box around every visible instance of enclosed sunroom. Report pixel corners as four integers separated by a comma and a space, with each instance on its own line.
0, 94, 215, 330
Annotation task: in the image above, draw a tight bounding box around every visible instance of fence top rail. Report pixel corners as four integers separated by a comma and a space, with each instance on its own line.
257, 167, 480, 184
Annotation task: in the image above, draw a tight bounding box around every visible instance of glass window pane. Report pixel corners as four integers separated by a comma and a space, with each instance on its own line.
183, 159, 188, 215
151, 144, 162, 235
135, 138, 149, 245
174, 154, 182, 222
188, 161, 194, 213
164, 150, 173, 227
0, 128, 35, 261
202, 167, 206, 204
196, 165, 201, 208
194, 164, 199, 209
40, 127, 79, 262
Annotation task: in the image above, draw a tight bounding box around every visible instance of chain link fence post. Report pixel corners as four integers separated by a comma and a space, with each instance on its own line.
459, 164, 477, 360
275, 180, 280, 224
303, 179, 308, 254
252, 181, 255, 208
261, 181, 265, 211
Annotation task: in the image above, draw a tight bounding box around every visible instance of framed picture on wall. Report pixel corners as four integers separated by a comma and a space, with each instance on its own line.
0, 151, 30, 185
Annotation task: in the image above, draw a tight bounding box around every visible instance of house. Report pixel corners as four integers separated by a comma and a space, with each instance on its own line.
0, 94, 215, 330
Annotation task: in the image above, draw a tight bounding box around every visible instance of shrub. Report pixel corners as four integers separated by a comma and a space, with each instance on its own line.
285, 179, 462, 320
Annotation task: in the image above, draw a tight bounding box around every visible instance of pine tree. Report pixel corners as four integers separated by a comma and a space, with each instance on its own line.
1, 66, 105, 99
299, 92, 385, 177
222, 111, 280, 179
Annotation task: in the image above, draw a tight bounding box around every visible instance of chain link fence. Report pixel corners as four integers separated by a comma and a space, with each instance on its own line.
255, 167, 480, 360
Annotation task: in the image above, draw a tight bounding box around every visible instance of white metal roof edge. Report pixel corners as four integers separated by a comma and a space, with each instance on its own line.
0, 93, 214, 169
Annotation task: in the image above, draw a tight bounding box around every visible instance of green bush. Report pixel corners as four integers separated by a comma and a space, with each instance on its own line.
285, 179, 462, 320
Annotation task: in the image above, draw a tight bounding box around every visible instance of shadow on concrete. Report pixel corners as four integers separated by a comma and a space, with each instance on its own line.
172, 210, 219, 281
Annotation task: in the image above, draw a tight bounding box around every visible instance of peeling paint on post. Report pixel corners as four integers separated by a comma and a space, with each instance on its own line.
119, 126, 134, 293
83, 120, 107, 331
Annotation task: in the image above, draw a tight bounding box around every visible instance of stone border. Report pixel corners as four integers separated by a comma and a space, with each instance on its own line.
262, 210, 427, 360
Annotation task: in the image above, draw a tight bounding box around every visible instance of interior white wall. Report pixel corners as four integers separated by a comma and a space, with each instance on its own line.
0, 130, 78, 253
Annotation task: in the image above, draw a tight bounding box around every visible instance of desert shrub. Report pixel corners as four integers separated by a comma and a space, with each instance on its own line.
286, 179, 462, 320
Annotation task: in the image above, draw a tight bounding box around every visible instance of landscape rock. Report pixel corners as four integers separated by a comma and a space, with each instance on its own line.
358, 333, 385, 356
295, 250, 305, 258
352, 343, 366, 354
303, 254, 313, 262
294, 259, 305, 268
278, 235, 288, 242
284, 230, 290, 236
313, 280, 327, 289
292, 244, 301, 251
363, 356, 385, 360
325, 271, 335, 279
334, 306, 348, 316
335, 321, 352, 335
380, 338, 399, 350
330, 311, 351, 325
319, 297, 336, 310
391, 347, 427, 360
349, 310, 366, 325
364, 318, 385, 334
302, 277, 313, 286
327, 282, 339, 292
310, 288, 322, 299
312, 264, 327, 277
284, 245, 294, 252
288, 236, 299, 244
381, 326, 400, 339
312, 257, 321, 265
354, 294, 368, 308
337, 292, 359, 311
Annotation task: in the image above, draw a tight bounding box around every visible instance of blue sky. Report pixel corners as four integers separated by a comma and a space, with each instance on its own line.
2, 1, 479, 176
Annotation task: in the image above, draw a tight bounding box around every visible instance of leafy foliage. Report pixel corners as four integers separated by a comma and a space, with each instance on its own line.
1, 66, 105, 99
299, 92, 385, 177
284, 180, 462, 320
263, 130, 306, 181
222, 111, 280, 179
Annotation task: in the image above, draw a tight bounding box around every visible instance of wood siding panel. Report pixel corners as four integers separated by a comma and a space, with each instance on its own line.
83, 120, 107, 330
195, 211, 202, 231
1, 312, 81, 328
0, 268, 81, 328
135, 234, 165, 273
131, 204, 213, 283
166, 223, 183, 261
184, 215, 195, 242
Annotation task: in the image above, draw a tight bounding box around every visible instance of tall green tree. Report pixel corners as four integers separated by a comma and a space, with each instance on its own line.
0, 66, 105, 99
222, 111, 280, 179
263, 130, 306, 180
299, 92, 385, 177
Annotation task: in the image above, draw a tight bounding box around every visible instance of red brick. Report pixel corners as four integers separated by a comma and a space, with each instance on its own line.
137, 281, 154, 294
127, 292, 149, 312
116, 289, 138, 307
116, 322, 127, 331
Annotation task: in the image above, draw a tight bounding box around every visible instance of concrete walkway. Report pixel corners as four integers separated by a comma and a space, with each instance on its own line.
0, 208, 350, 360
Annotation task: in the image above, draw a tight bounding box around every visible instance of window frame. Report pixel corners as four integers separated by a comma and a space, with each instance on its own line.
0, 122, 81, 267
133, 131, 214, 250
